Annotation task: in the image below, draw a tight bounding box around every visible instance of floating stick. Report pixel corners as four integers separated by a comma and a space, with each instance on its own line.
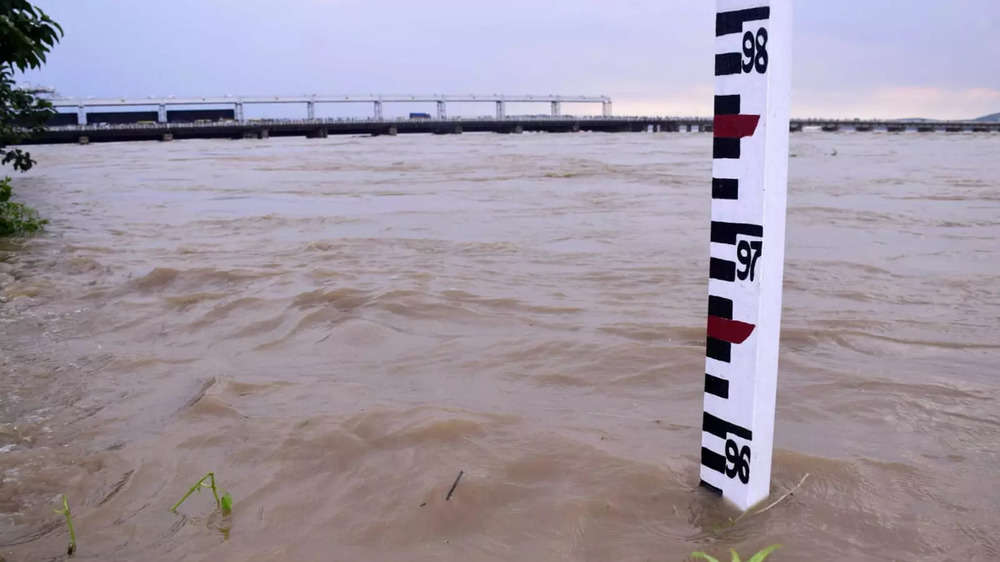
445, 470, 464, 501
699, 0, 792, 511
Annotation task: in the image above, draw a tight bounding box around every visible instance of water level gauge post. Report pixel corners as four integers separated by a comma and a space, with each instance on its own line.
699, 0, 792, 511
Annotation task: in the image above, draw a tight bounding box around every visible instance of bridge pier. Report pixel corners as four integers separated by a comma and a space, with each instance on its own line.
436, 100, 446, 119
495, 100, 505, 120
78, 135, 89, 144
77, 105, 86, 125
602, 100, 612, 117
160, 132, 173, 141
371, 125, 397, 137
157, 104, 167, 123
496, 124, 523, 134
307, 101, 316, 120
374, 100, 383, 121
235, 102, 244, 122
550, 101, 561, 117
433, 124, 461, 135
306, 128, 327, 139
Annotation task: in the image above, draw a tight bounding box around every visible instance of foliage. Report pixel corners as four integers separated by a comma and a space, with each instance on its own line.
220, 491, 233, 515
1, 0, 63, 172
0, 175, 46, 235
53, 494, 77, 556
171, 472, 233, 516
691, 544, 781, 562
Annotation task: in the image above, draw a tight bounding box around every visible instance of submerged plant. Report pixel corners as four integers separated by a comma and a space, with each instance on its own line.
220, 491, 233, 515
691, 544, 781, 562
170, 472, 233, 516
53, 494, 76, 556
0, 177, 47, 236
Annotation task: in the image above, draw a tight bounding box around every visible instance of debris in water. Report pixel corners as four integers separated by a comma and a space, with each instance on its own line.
445, 470, 464, 501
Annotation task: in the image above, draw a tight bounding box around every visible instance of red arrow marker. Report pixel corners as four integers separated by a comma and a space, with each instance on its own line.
713, 114, 760, 138
707, 315, 756, 344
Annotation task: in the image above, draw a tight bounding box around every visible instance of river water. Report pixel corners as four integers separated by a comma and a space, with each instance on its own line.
1, 131, 998, 561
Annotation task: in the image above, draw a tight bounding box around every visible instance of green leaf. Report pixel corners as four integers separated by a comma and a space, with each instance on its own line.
220, 492, 233, 515
1, 1, 63, 172
747, 544, 782, 562
730, 548, 742, 562
690, 553, 720, 562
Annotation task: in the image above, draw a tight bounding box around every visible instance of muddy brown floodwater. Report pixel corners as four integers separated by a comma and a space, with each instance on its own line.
1, 131, 998, 561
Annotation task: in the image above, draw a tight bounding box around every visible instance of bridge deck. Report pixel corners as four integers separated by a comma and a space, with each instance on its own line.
19, 117, 1000, 145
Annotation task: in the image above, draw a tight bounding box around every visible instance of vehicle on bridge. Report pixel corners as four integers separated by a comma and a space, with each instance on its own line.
409, 112, 431, 120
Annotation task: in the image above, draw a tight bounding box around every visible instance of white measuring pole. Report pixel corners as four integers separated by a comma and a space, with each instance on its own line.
699, 0, 791, 511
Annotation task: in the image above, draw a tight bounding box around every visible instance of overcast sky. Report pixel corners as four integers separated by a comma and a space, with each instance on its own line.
16, 0, 1000, 119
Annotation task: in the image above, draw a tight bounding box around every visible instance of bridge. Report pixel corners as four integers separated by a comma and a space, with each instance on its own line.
24, 116, 687, 144
21, 116, 1000, 145
790, 119, 1000, 133
16, 92, 999, 144
48, 93, 614, 124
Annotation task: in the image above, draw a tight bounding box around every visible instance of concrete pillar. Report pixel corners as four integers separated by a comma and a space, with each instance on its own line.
235, 102, 244, 122
512, 125, 523, 134
259, 129, 269, 139
602, 100, 612, 117
160, 132, 173, 141
157, 104, 167, 123
436, 100, 446, 119
77, 105, 87, 125
373, 100, 383, 121
78, 135, 89, 144
495, 100, 505, 120
551, 101, 561, 117
307, 101, 315, 120
306, 128, 327, 138
686, 123, 692, 132
386, 126, 397, 136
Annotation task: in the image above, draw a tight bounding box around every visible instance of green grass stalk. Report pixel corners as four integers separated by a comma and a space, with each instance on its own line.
54, 494, 76, 556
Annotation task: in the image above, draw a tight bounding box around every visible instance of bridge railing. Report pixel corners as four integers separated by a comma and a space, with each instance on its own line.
41, 115, 685, 131
35, 116, 999, 133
